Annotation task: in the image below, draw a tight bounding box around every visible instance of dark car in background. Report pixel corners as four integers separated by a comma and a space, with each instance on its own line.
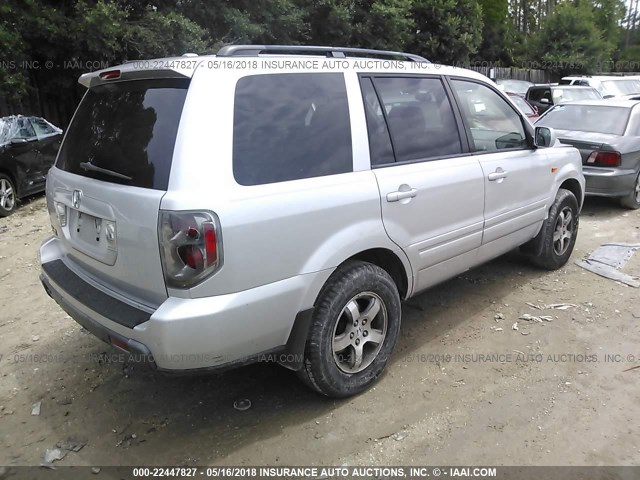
0, 115, 62, 216
495, 78, 534, 97
526, 85, 602, 114
536, 99, 640, 209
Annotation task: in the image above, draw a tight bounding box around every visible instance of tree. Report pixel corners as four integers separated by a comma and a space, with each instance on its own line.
533, 1, 613, 76
476, 0, 513, 63
300, 0, 354, 46
408, 0, 483, 65
350, 0, 414, 51
592, 0, 626, 51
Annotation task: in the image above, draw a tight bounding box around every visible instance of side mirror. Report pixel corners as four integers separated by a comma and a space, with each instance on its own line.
534, 126, 556, 148
540, 98, 551, 104
10, 138, 28, 145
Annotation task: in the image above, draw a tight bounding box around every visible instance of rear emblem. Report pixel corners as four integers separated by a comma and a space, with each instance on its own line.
72, 190, 82, 209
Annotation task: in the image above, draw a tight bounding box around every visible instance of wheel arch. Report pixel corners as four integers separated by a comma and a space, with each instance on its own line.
281, 246, 413, 372
0, 168, 19, 198
559, 178, 583, 209
347, 247, 411, 300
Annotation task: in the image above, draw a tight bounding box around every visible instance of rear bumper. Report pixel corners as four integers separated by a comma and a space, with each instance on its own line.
583, 166, 637, 197
39, 237, 330, 371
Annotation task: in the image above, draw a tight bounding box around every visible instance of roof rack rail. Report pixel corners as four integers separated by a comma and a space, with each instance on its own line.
216, 45, 429, 63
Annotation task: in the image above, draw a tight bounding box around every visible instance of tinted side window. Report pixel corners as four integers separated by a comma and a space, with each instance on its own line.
360, 78, 395, 166
527, 88, 542, 101
233, 73, 352, 186
373, 77, 462, 162
452, 80, 527, 153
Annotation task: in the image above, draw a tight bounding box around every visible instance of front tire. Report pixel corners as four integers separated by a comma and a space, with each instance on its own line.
620, 172, 640, 210
530, 188, 579, 270
0, 174, 17, 217
297, 261, 401, 398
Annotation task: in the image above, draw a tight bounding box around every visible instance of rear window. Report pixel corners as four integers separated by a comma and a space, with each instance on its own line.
552, 88, 600, 101
601, 79, 640, 96
538, 105, 629, 135
57, 78, 189, 190
233, 73, 352, 186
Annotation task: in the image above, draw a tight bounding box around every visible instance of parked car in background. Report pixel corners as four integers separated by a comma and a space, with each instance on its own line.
0, 115, 63, 216
536, 99, 640, 209
495, 78, 534, 97
39, 45, 584, 398
526, 85, 602, 114
559, 76, 640, 98
508, 93, 539, 121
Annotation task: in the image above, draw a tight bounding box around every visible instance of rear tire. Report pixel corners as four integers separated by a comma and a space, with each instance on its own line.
297, 261, 401, 398
0, 174, 17, 217
619, 172, 640, 210
530, 188, 579, 270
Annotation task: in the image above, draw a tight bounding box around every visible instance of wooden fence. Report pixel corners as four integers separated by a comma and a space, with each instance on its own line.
465, 65, 554, 83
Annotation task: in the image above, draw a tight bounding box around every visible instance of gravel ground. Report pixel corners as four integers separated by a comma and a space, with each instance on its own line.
0, 194, 639, 467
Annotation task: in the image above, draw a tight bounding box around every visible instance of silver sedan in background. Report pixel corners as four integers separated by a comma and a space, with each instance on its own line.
536, 99, 640, 209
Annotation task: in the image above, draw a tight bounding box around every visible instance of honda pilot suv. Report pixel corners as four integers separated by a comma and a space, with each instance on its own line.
40, 45, 585, 397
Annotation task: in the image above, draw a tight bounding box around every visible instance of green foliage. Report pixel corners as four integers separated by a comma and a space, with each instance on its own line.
591, 0, 626, 49
124, 10, 209, 58
476, 0, 513, 63
408, 0, 484, 64
617, 45, 640, 71
351, 0, 415, 51
301, 0, 353, 46
533, 1, 614, 76
0, 0, 639, 104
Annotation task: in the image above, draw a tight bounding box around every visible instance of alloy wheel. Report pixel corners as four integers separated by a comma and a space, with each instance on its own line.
553, 206, 574, 256
0, 179, 15, 211
332, 292, 388, 374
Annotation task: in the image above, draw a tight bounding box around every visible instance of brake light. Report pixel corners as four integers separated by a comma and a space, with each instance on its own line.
158, 211, 223, 288
586, 151, 621, 167
99, 70, 121, 80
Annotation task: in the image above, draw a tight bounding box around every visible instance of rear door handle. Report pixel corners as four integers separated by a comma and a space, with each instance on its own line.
488, 169, 508, 181
387, 188, 417, 202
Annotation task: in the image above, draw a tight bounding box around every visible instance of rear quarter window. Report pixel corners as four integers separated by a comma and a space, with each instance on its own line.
232, 73, 353, 186
57, 78, 189, 190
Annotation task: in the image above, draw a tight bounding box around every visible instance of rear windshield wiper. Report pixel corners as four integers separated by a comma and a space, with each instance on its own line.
79, 162, 132, 181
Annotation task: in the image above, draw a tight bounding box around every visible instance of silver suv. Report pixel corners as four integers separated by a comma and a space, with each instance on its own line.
40, 46, 585, 397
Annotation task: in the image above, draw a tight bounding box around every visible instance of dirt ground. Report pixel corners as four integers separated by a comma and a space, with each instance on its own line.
0, 194, 639, 468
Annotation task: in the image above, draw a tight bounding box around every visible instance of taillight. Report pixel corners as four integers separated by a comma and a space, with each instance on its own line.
586, 151, 621, 167
158, 211, 223, 288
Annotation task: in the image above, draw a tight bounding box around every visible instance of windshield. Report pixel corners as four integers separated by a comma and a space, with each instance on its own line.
552, 88, 601, 102
496, 79, 533, 95
537, 104, 629, 135
509, 95, 535, 116
57, 78, 189, 190
601, 79, 640, 96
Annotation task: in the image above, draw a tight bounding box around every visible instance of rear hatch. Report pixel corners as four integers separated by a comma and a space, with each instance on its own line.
555, 130, 621, 164
48, 72, 192, 308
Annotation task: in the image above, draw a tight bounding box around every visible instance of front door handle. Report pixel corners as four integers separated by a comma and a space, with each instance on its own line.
488, 168, 508, 181
387, 188, 417, 202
